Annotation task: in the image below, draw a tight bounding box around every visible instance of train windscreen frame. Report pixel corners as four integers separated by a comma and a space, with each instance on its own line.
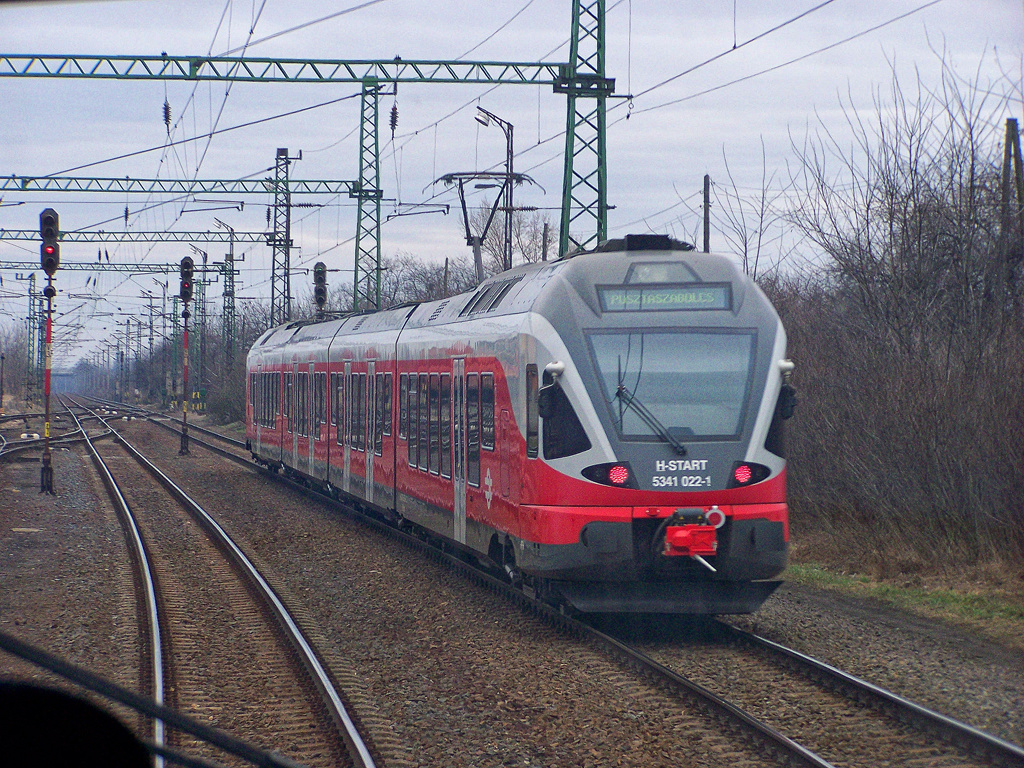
586, 328, 756, 441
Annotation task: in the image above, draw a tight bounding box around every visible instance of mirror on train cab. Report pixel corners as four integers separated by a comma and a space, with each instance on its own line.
538, 361, 566, 419
538, 385, 557, 419
779, 384, 798, 420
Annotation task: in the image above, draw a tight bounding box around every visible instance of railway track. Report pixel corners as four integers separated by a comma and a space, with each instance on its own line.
0, 408, 87, 459
60, 398, 377, 768
87, 397, 1024, 768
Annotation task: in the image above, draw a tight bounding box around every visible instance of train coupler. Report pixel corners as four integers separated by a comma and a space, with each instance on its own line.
662, 524, 717, 558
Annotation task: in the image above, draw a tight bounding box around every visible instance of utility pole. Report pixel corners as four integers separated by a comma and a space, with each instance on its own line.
190, 245, 208, 409
270, 148, 300, 326
558, 0, 611, 257
703, 174, 711, 253
215, 218, 237, 375
998, 118, 1024, 304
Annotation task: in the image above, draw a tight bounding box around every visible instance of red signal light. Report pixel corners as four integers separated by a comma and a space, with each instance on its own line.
733, 464, 753, 485
43, 245, 56, 256
608, 464, 630, 485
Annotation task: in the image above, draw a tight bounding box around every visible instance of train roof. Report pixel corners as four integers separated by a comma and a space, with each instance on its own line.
251, 234, 754, 351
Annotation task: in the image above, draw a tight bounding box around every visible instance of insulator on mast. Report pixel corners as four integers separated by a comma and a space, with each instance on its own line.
163, 99, 172, 133
390, 103, 399, 139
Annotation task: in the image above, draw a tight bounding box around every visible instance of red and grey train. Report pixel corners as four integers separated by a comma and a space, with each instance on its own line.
246, 234, 796, 614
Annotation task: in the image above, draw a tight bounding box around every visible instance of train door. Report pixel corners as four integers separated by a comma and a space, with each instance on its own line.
500, 409, 512, 498
255, 364, 262, 455
307, 362, 315, 476
343, 361, 351, 494
289, 361, 299, 467
453, 358, 467, 545
366, 360, 376, 504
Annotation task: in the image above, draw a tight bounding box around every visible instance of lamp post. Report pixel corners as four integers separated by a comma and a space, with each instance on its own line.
476, 106, 515, 271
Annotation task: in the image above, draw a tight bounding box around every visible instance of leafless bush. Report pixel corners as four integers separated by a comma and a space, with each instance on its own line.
777, 51, 1024, 572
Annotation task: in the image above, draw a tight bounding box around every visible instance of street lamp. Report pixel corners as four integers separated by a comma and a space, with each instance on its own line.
476, 106, 515, 271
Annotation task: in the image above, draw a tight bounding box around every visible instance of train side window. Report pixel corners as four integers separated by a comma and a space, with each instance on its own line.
374, 372, 385, 456
467, 373, 480, 486
366, 372, 375, 455
336, 373, 344, 445
343, 373, 351, 448
358, 372, 367, 451
348, 373, 357, 449
398, 373, 408, 439
311, 373, 317, 438
284, 373, 292, 432
250, 373, 257, 425
440, 373, 452, 478
304, 372, 312, 437
295, 372, 304, 437
541, 371, 592, 460
408, 373, 418, 466
383, 373, 393, 437
330, 373, 337, 426
526, 364, 539, 458
305, 372, 312, 437
316, 373, 322, 437
481, 373, 495, 451
418, 373, 429, 471
320, 372, 328, 437
274, 373, 281, 425
429, 373, 440, 475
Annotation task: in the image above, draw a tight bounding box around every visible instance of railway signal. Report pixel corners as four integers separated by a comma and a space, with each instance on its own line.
313, 261, 327, 316
37, 209, 60, 494
179, 256, 195, 454
39, 208, 60, 275
179, 256, 194, 302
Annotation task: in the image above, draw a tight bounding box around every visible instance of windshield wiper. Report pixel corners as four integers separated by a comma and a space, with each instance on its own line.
614, 384, 687, 456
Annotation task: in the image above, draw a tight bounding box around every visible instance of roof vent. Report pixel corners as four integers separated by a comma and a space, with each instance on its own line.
428, 299, 451, 322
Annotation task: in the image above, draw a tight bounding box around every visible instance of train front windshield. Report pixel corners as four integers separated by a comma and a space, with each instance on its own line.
587, 330, 756, 442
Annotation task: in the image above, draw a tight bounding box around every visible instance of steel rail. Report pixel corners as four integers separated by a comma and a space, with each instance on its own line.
74, 399, 377, 768
98, 395, 1024, 767
142, 413, 835, 768
78, 395, 247, 449
722, 624, 1024, 768
62, 401, 167, 767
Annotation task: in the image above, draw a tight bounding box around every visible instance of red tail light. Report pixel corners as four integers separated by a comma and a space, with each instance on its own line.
582, 462, 638, 489
728, 461, 770, 488
608, 464, 630, 485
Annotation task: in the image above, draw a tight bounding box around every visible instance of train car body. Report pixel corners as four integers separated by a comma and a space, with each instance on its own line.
247, 235, 795, 614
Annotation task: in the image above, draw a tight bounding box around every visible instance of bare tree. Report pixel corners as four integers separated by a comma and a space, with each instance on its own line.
714, 138, 796, 279
780, 50, 1024, 570
469, 205, 556, 274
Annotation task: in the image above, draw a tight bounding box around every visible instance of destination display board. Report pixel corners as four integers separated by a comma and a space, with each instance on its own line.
597, 283, 732, 312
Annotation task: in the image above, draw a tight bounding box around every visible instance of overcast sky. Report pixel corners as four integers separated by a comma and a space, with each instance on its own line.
0, 0, 1021, 366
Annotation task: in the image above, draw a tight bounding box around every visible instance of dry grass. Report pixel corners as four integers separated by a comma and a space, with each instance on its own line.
787, 533, 1024, 651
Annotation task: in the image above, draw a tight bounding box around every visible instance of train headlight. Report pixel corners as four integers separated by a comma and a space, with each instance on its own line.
582, 462, 638, 489
728, 462, 771, 488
